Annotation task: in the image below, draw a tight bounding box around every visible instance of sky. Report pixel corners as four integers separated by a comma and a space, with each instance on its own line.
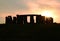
0, 0, 60, 24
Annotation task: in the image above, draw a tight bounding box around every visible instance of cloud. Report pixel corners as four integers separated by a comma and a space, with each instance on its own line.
0, 0, 60, 13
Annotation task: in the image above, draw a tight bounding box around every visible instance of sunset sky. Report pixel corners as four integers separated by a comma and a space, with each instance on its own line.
0, 0, 60, 24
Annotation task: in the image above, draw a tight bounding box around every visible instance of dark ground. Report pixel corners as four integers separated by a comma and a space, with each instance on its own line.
0, 24, 60, 41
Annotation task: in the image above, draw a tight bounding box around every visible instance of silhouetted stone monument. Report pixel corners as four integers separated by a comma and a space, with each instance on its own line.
30, 16, 34, 24
17, 15, 23, 24
45, 17, 53, 24
50, 17, 53, 23
13, 17, 17, 24
6, 16, 12, 24
36, 15, 41, 24
5, 14, 53, 24
23, 15, 27, 24
41, 16, 45, 24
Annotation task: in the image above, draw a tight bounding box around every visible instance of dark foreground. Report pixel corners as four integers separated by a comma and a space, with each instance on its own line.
0, 24, 60, 40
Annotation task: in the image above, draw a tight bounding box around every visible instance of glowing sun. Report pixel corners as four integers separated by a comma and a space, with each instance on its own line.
41, 10, 53, 17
